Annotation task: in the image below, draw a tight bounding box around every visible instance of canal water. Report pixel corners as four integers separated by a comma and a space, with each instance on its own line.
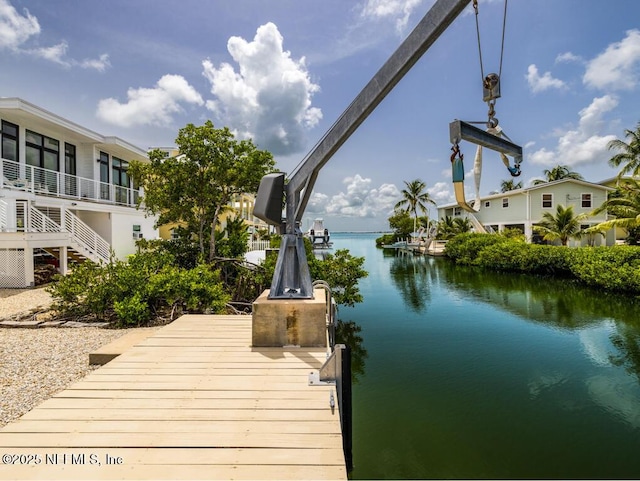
330, 232, 640, 479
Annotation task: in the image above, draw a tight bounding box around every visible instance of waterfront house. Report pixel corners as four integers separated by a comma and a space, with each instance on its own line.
0, 98, 158, 288
437, 178, 616, 246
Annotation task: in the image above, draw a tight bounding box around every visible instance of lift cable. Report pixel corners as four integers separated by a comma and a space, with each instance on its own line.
451, 0, 521, 214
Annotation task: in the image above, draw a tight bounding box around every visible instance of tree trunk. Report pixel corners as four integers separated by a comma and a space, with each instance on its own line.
208, 204, 221, 263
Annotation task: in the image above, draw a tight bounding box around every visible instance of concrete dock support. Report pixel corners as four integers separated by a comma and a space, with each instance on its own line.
252, 288, 327, 347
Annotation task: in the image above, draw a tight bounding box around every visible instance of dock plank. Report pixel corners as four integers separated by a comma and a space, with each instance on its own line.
0, 315, 347, 480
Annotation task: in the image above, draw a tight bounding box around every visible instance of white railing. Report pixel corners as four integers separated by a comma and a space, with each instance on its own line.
28, 206, 60, 233
248, 239, 271, 251
20, 205, 110, 264
64, 210, 111, 263
467, 213, 488, 234
0, 199, 7, 231
1, 157, 139, 207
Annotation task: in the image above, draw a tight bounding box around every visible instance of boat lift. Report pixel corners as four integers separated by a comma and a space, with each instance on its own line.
254, 0, 523, 299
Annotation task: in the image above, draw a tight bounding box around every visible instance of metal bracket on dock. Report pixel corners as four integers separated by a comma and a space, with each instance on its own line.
308, 344, 353, 471
309, 342, 344, 386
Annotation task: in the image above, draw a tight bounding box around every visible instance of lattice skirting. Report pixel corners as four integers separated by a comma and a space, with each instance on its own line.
0, 248, 28, 288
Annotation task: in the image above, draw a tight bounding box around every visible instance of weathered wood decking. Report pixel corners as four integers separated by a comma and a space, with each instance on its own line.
0, 315, 346, 480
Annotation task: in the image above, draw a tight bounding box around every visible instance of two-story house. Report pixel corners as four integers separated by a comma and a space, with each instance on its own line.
0, 98, 158, 288
437, 179, 616, 246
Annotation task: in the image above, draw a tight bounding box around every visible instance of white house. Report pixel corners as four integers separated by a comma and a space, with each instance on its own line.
0, 98, 158, 288
437, 178, 616, 246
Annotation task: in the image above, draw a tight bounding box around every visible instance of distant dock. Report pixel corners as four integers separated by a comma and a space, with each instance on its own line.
382, 239, 447, 256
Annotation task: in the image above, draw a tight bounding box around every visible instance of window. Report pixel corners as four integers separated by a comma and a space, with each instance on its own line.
581, 193, 592, 208
64, 143, 77, 195
1, 120, 18, 162
112, 156, 130, 204
98, 151, 110, 200
25, 130, 59, 192
502, 198, 509, 208
65, 143, 76, 176
454, 207, 462, 216
1, 120, 18, 181
542, 193, 553, 208
26, 130, 59, 171
484, 200, 491, 208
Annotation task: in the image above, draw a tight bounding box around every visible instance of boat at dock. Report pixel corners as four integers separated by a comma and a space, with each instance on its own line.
306, 218, 333, 249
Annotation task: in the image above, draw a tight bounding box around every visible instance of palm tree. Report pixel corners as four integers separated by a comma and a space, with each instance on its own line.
532, 165, 584, 185
395, 179, 436, 234
589, 177, 640, 244
533, 204, 587, 246
500, 179, 523, 192
436, 215, 457, 240
608, 122, 640, 178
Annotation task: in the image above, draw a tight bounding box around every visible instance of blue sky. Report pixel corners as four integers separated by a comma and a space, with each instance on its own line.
2, 0, 640, 231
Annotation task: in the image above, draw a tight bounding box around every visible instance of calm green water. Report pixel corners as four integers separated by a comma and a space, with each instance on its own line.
330, 233, 640, 479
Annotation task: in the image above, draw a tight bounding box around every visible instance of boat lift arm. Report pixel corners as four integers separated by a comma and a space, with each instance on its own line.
254, 0, 472, 299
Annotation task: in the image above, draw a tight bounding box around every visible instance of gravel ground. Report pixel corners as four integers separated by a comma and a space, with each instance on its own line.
0, 287, 53, 318
0, 288, 153, 428
0, 327, 132, 427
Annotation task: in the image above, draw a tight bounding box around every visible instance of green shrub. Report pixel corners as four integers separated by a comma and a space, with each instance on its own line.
114, 292, 150, 325
444, 233, 509, 265
476, 242, 572, 275
443, 233, 640, 294
375, 233, 396, 247
48, 250, 230, 326
569, 246, 640, 292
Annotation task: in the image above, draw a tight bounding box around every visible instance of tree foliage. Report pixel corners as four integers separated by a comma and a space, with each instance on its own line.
500, 179, 523, 192
608, 122, 640, 178
436, 215, 472, 240
47, 251, 230, 326
129, 121, 275, 261
444, 233, 640, 294
394, 179, 436, 233
533, 204, 587, 246
590, 177, 640, 245
532, 165, 584, 185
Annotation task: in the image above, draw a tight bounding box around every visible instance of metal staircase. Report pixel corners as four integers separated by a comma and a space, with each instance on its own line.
30, 206, 111, 264
466, 212, 488, 234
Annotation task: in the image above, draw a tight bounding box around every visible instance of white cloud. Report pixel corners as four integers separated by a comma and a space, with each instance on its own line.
26, 41, 110, 71
202, 22, 321, 156
526, 64, 566, 93
584, 29, 640, 91
0, 0, 109, 71
529, 95, 618, 167
80, 53, 111, 72
309, 175, 401, 218
361, 0, 424, 33
96, 74, 204, 128
0, 0, 39, 50
427, 181, 454, 205
555, 51, 582, 64
29, 41, 69, 66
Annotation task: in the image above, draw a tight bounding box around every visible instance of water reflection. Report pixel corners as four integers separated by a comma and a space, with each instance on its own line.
388, 253, 434, 313
434, 259, 639, 329
586, 373, 640, 428
339, 235, 640, 478
386, 254, 640, 386
336, 319, 368, 384
609, 323, 640, 383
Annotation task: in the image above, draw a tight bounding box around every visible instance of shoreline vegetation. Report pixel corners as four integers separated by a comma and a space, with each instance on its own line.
443, 233, 640, 295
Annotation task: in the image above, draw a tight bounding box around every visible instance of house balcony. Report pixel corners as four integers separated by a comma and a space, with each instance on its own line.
1, 157, 140, 208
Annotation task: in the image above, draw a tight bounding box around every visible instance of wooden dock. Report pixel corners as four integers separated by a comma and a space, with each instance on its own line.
0, 315, 347, 480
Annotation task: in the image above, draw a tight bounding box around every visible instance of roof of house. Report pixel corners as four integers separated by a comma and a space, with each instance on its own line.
0, 97, 147, 159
